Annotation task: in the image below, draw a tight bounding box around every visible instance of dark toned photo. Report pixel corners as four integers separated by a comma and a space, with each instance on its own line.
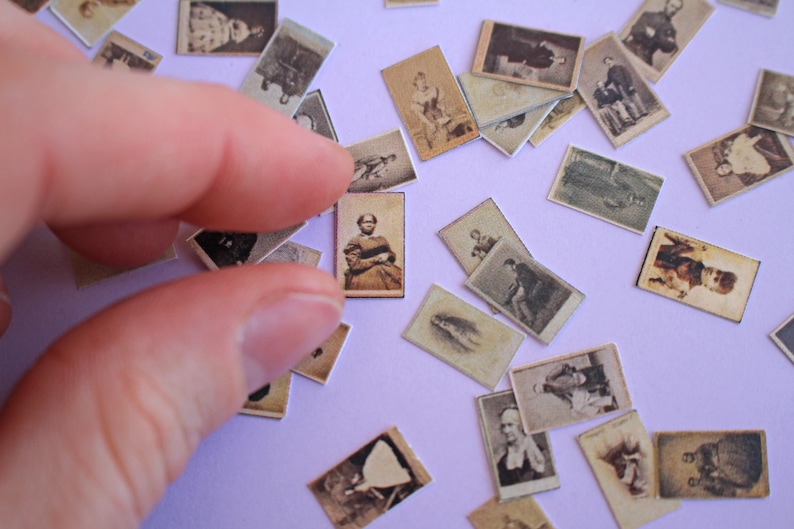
177, 0, 276, 55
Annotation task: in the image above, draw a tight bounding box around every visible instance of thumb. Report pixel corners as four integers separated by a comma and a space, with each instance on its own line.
0, 263, 343, 529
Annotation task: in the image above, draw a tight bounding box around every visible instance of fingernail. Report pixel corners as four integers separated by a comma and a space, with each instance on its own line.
239, 293, 343, 392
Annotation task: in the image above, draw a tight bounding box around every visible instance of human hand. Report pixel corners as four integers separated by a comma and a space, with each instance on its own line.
0, 4, 352, 528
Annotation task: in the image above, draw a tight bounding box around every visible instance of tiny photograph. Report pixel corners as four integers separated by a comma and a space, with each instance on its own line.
618, 0, 715, 83
385, 0, 438, 7
346, 129, 418, 194
636, 227, 760, 322
457, 72, 569, 128
472, 20, 585, 92
656, 430, 769, 499
187, 223, 306, 270
382, 46, 479, 161
465, 239, 584, 344
91, 31, 162, 72
69, 246, 177, 289
578, 411, 681, 529
684, 125, 794, 205
468, 495, 556, 529
477, 390, 560, 500
769, 311, 794, 365
176, 0, 276, 56
49, 0, 141, 47
293, 89, 338, 142
336, 193, 404, 298
480, 102, 555, 158
261, 241, 322, 266
308, 426, 432, 529
717, 0, 779, 17
579, 33, 670, 148
748, 69, 794, 137
548, 145, 664, 234
529, 91, 587, 147
240, 18, 335, 116
11, 0, 50, 13
403, 285, 525, 389
240, 371, 291, 419
510, 343, 632, 434
293, 322, 351, 384
438, 197, 530, 277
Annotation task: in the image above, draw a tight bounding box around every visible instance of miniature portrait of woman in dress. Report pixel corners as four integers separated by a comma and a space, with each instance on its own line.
343, 214, 403, 292
184, 1, 274, 55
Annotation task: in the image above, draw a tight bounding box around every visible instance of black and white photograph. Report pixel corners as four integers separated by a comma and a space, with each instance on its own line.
308, 426, 432, 529
578, 411, 680, 529
579, 33, 670, 148
510, 343, 632, 434
240, 18, 334, 115
403, 285, 525, 389
345, 129, 417, 194
477, 390, 560, 501
748, 69, 794, 137
187, 223, 306, 270
91, 31, 161, 72
618, 0, 715, 83
468, 495, 555, 529
685, 124, 794, 205
480, 103, 556, 158
472, 20, 585, 92
717, 0, 779, 17
240, 371, 291, 419
769, 312, 794, 365
176, 0, 276, 55
335, 193, 404, 298
656, 430, 769, 499
465, 239, 584, 344
292, 322, 351, 384
529, 91, 587, 147
293, 89, 338, 141
261, 240, 321, 266
50, 0, 141, 47
548, 145, 664, 234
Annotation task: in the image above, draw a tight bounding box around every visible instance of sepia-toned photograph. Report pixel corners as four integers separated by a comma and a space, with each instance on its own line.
578, 411, 681, 529
403, 285, 525, 389
457, 72, 569, 129
261, 240, 321, 266
308, 426, 432, 529
656, 430, 769, 499
293, 89, 338, 141
240, 18, 334, 116
385, 0, 438, 7
579, 33, 670, 148
510, 343, 632, 434
468, 495, 556, 529
748, 69, 794, 137
50, 0, 141, 47
472, 20, 584, 92
382, 46, 479, 161
465, 239, 584, 344
529, 90, 587, 147
636, 227, 760, 322
549, 145, 664, 234
176, 0, 276, 56
769, 312, 794, 366
480, 102, 555, 158
293, 322, 351, 384
718, 0, 779, 17
618, 0, 715, 83
69, 246, 176, 289
187, 223, 306, 270
11, 0, 50, 13
477, 390, 560, 501
685, 124, 794, 205
345, 129, 417, 194
91, 31, 162, 72
240, 371, 291, 418
336, 193, 404, 298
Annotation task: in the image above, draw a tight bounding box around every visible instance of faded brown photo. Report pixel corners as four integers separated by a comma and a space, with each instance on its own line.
385, 0, 438, 6
480, 103, 555, 158
510, 343, 632, 434
346, 129, 417, 194
293, 322, 351, 384
336, 193, 404, 298
656, 431, 769, 499
469, 495, 555, 529
293, 90, 338, 142
579, 33, 670, 148
382, 46, 479, 161
529, 91, 587, 147
50, 0, 140, 47
578, 411, 680, 529
240, 371, 291, 419
472, 20, 584, 92
308, 426, 432, 529
261, 241, 322, 266
636, 227, 760, 322
187, 223, 306, 270
92, 31, 162, 72
618, 0, 715, 83
402, 285, 525, 389
685, 125, 794, 205
718, 0, 779, 17
477, 390, 560, 501
748, 69, 794, 137
176, 0, 276, 56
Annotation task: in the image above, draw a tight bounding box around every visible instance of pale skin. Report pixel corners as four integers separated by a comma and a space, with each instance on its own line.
0, 3, 353, 528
